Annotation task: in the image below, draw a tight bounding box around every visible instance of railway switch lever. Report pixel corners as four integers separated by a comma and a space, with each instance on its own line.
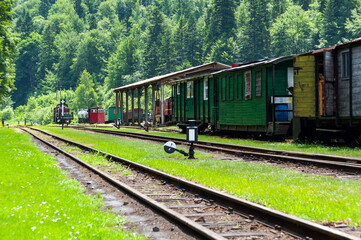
164, 120, 198, 159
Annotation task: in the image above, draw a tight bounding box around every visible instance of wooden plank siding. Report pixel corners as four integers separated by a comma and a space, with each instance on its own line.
337, 48, 350, 117
294, 55, 316, 117
217, 66, 268, 127
173, 77, 213, 124
352, 46, 361, 117
335, 46, 361, 117
274, 61, 292, 96
324, 51, 335, 116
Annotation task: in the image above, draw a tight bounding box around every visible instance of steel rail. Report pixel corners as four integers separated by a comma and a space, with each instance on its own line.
24, 128, 227, 240
79, 127, 361, 171
28, 127, 358, 240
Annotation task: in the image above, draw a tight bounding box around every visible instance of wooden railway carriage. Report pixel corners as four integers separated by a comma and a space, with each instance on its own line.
172, 56, 294, 136
105, 106, 121, 123
293, 37, 361, 141
89, 107, 105, 124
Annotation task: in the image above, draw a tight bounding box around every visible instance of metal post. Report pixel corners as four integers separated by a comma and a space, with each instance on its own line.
188, 143, 194, 159
115, 91, 119, 126
161, 83, 165, 125
138, 88, 141, 124
145, 86, 149, 128
272, 64, 276, 136
126, 91, 129, 125
152, 84, 156, 126
120, 91, 124, 126
349, 45, 353, 127
131, 89, 135, 125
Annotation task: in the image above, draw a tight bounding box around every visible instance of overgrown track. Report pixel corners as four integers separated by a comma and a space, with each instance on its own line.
75, 127, 361, 171
27, 127, 358, 240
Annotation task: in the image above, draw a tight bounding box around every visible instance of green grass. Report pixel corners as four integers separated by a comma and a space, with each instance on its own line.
40, 127, 361, 226
0, 128, 143, 240
63, 146, 132, 175
99, 126, 361, 158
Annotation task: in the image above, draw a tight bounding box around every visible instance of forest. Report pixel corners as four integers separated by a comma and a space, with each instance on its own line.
1, 0, 361, 124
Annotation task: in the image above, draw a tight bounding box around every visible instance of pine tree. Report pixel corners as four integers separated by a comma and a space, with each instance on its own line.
185, 15, 201, 66
322, 0, 356, 46
174, 15, 187, 67
74, 0, 85, 19
269, 0, 289, 20
39, 0, 56, 17
143, 6, 165, 78
14, 33, 42, 106
16, 9, 34, 38
203, 0, 237, 56
242, 0, 270, 61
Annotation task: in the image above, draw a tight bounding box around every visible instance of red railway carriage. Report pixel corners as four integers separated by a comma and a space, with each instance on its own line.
155, 97, 173, 123
89, 107, 105, 124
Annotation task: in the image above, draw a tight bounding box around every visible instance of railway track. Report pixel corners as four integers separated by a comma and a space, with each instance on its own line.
26, 127, 359, 240
73, 127, 361, 171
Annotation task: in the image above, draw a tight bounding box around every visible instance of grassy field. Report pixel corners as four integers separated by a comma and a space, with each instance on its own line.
41, 127, 361, 226
96, 126, 361, 158
0, 128, 143, 240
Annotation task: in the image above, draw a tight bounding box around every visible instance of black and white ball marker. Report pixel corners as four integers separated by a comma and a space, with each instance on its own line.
164, 141, 177, 154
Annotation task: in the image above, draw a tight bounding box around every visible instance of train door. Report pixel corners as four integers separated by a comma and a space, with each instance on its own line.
186, 81, 195, 119
212, 77, 220, 128
324, 50, 335, 116
293, 55, 316, 118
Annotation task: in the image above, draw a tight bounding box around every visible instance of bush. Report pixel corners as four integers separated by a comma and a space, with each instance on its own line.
0, 108, 14, 121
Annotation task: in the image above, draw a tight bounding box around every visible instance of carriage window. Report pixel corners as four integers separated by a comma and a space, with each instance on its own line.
245, 71, 252, 100
229, 75, 234, 100
237, 74, 242, 100
342, 51, 350, 79
91, 109, 97, 113
187, 81, 194, 98
221, 77, 226, 101
203, 78, 209, 100
255, 70, 262, 97
177, 84, 180, 95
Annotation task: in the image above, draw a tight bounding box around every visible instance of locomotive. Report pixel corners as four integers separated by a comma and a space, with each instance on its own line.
53, 99, 74, 125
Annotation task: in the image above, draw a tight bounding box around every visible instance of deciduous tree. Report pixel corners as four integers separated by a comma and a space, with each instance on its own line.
0, 0, 17, 104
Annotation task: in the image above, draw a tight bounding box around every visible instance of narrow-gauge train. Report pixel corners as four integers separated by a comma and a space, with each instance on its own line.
53, 99, 74, 125
171, 38, 361, 142
172, 56, 293, 135
77, 107, 105, 124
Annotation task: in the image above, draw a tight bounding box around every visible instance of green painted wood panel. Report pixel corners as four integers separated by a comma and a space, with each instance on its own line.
294, 55, 316, 117
217, 66, 268, 126
209, 77, 215, 124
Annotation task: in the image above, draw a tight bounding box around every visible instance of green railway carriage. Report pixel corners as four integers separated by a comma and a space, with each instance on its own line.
172, 56, 295, 136
105, 106, 121, 123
